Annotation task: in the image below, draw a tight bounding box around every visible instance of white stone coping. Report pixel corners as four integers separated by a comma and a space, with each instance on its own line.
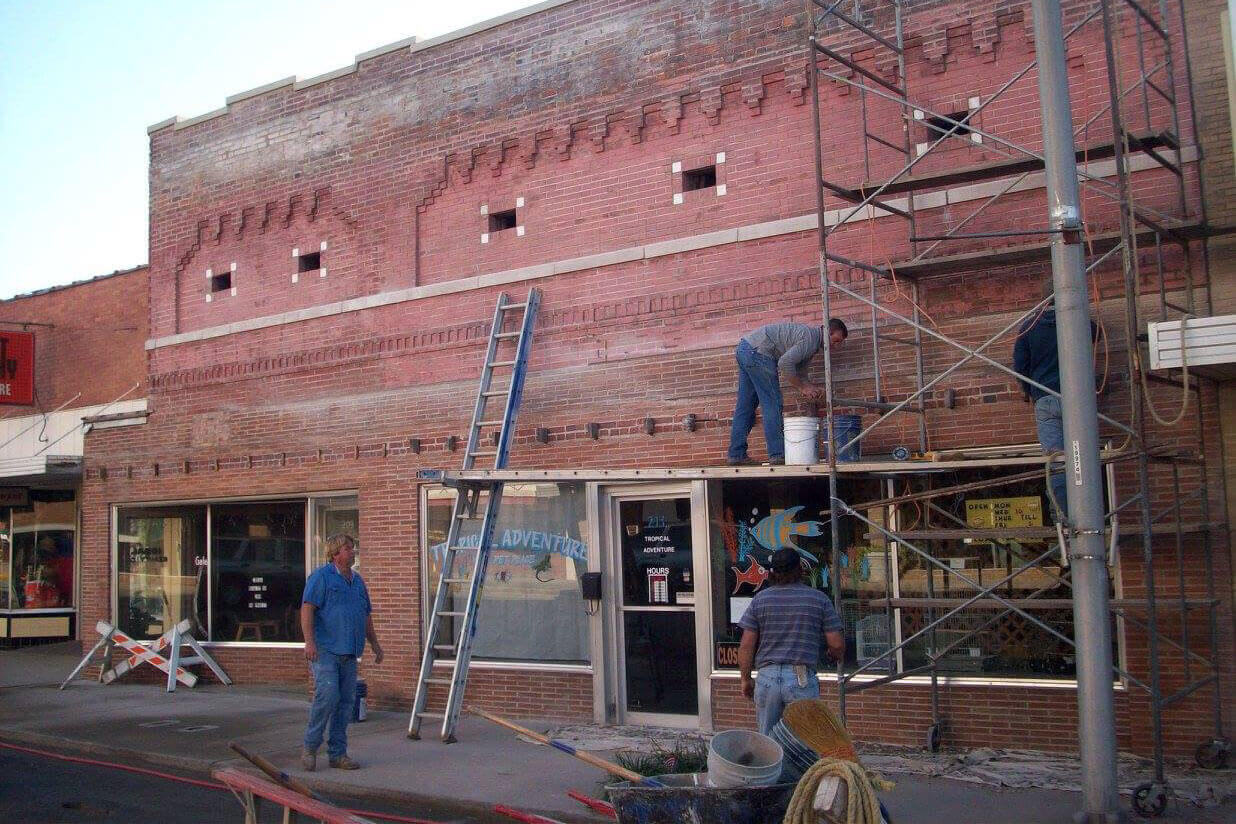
148, 0, 578, 134
145, 146, 1197, 350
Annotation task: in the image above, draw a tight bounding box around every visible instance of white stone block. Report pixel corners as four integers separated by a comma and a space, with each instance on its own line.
673, 192, 683, 205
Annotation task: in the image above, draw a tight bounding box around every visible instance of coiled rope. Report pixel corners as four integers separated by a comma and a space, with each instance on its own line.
782, 757, 893, 824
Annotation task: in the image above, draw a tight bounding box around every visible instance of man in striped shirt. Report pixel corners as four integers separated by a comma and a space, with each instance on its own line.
738, 547, 845, 734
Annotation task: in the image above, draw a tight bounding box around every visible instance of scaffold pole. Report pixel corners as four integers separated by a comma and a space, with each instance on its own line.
1029, 1, 1121, 820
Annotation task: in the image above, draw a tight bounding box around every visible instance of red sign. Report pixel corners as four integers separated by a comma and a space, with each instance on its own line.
0, 331, 34, 405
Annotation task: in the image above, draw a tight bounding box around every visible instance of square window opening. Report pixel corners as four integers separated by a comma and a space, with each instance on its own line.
209, 272, 232, 293
682, 165, 717, 192
488, 209, 517, 232
925, 110, 973, 139
298, 251, 321, 273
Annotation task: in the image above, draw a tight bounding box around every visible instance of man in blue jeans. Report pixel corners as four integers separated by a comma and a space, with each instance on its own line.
737, 548, 845, 734
1013, 300, 1096, 521
727, 319, 847, 466
300, 533, 383, 771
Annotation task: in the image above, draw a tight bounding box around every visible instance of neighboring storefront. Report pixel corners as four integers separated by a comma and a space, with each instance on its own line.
0, 267, 149, 646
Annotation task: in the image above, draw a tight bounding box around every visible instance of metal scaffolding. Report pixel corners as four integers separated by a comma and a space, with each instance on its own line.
806, 0, 1229, 819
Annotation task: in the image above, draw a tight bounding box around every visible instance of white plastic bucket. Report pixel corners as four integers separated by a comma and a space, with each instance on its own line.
707, 729, 784, 788
783, 416, 820, 466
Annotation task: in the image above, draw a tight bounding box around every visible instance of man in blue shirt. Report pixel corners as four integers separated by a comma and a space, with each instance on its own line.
300, 533, 383, 771
738, 547, 845, 734
1012, 295, 1098, 521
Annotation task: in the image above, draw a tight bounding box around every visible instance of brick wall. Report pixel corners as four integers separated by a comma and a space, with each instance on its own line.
0, 267, 148, 410
76, 0, 1233, 758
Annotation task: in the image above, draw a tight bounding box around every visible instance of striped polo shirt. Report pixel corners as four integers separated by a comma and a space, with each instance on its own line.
738, 582, 843, 669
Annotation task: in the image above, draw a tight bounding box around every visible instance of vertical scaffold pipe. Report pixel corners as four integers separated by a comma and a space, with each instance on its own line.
1028, 1, 1121, 821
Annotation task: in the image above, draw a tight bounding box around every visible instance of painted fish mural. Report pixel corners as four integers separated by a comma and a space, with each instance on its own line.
752, 506, 824, 557
731, 559, 769, 593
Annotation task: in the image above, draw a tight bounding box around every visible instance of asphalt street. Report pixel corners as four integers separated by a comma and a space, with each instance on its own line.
0, 746, 458, 824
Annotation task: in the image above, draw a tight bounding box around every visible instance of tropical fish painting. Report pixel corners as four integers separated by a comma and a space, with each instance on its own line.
752, 506, 824, 559
731, 559, 769, 593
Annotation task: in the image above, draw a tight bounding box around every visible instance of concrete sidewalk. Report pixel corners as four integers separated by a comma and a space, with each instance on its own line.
1, 644, 1232, 823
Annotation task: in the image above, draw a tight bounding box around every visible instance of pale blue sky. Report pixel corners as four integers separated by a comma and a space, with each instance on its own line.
0, 0, 537, 300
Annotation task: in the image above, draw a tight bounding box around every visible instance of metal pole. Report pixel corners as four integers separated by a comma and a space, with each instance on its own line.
1029, 1, 1120, 821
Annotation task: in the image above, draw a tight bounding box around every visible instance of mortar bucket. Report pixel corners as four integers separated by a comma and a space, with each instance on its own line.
707, 729, 784, 788
783, 416, 820, 465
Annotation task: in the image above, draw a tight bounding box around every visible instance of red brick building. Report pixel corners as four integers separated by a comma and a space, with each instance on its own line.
77, 0, 1232, 758
0, 266, 148, 645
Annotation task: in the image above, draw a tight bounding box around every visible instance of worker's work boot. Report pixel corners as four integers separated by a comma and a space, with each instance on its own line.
726, 456, 757, 466
329, 755, 360, 770
763, 456, 785, 466
300, 748, 316, 772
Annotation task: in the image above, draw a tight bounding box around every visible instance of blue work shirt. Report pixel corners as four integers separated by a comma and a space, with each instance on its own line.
302, 563, 372, 656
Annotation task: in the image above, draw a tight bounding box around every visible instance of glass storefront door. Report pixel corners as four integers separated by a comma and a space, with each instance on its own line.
610, 490, 704, 727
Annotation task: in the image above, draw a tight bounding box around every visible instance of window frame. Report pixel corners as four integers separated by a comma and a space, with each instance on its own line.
110, 489, 357, 648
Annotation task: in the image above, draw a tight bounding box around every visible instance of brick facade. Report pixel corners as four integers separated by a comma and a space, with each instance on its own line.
77, 0, 1232, 757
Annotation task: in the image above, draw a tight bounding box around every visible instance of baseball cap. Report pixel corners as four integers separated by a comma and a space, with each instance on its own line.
770, 548, 800, 573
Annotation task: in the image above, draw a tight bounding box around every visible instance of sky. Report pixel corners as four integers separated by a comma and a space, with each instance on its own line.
0, 0, 538, 300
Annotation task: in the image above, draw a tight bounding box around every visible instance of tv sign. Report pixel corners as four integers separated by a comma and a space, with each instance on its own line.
0, 331, 34, 405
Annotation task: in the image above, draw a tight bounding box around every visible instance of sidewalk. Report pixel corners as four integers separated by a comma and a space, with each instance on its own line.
1, 644, 1232, 823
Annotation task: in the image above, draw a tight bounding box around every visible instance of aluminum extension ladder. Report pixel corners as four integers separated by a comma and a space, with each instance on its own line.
407, 288, 541, 743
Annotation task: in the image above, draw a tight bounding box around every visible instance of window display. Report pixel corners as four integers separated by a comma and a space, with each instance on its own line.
116, 506, 207, 640
424, 483, 589, 664
708, 474, 1119, 680
114, 495, 353, 643
8, 491, 77, 610
210, 501, 306, 643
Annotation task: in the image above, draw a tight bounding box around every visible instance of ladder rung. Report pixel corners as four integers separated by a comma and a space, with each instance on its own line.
457, 513, 483, 520
417, 711, 444, 720
501, 302, 529, 311
481, 390, 509, 397
432, 644, 456, 654
495, 332, 521, 339
437, 610, 465, 617
424, 677, 453, 686
476, 419, 505, 427
469, 450, 498, 457
442, 577, 469, 585
445, 545, 478, 552
489, 360, 516, 368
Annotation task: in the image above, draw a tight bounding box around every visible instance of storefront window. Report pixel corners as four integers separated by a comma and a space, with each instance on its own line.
115, 496, 338, 643
116, 506, 207, 640
210, 501, 306, 643
424, 483, 590, 664
310, 495, 360, 570
10, 491, 77, 610
709, 478, 855, 671
708, 476, 1118, 681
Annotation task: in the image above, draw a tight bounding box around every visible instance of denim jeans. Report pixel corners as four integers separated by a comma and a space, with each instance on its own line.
728, 340, 784, 461
754, 664, 820, 735
304, 651, 357, 759
1035, 395, 1068, 519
